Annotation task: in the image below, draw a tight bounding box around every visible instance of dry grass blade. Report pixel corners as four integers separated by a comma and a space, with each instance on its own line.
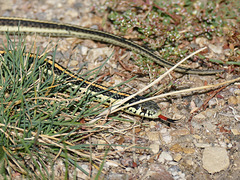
98, 47, 208, 116
117, 77, 240, 114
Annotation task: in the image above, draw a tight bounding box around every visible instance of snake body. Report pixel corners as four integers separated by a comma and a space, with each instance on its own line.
0, 17, 222, 122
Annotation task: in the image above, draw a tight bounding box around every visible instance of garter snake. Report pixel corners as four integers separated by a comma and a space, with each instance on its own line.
0, 17, 223, 123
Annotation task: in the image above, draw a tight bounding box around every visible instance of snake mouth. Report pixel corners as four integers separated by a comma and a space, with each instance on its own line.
158, 114, 177, 123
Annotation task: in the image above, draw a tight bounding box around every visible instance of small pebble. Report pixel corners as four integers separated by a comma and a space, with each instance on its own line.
150, 143, 160, 154
231, 129, 240, 135
194, 142, 211, 148
202, 147, 229, 173
185, 157, 194, 166
234, 90, 240, 95
139, 155, 147, 161
80, 45, 89, 55
107, 173, 129, 180
228, 143, 232, 148
97, 140, 106, 150
228, 96, 240, 105
193, 134, 201, 139
149, 121, 157, 128
208, 44, 223, 54
170, 128, 190, 136
160, 129, 172, 144
162, 134, 172, 144
68, 60, 79, 67
106, 161, 119, 167
203, 121, 216, 132
158, 151, 173, 163
193, 112, 206, 120
205, 109, 216, 117
147, 131, 160, 141
173, 153, 182, 162
191, 122, 202, 130
170, 144, 183, 153
182, 147, 195, 154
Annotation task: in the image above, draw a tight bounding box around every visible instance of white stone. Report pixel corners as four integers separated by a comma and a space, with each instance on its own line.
86, 47, 113, 61
173, 153, 182, 162
160, 128, 172, 144
162, 134, 172, 144
105, 161, 118, 167
150, 143, 160, 154
219, 141, 227, 148
203, 121, 216, 131
194, 142, 211, 148
147, 131, 160, 141
202, 147, 229, 173
158, 151, 173, 163
208, 44, 223, 54
80, 46, 89, 56
231, 129, 240, 135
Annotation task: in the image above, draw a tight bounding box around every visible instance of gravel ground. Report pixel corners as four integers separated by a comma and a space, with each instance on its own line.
1, 0, 240, 179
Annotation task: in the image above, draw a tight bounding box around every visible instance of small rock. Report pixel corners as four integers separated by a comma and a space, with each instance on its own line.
147, 164, 174, 180
237, 96, 240, 104
170, 144, 183, 153
195, 37, 208, 47
191, 122, 202, 130
219, 141, 227, 148
106, 161, 119, 167
208, 44, 223, 54
147, 131, 160, 141
150, 143, 160, 154
185, 157, 194, 166
97, 139, 106, 150
193, 113, 206, 120
158, 151, 173, 163
177, 135, 193, 143
170, 128, 190, 136
160, 129, 172, 144
202, 147, 230, 174
227, 143, 232, 148
182, 148, 195, 154
86, 47, 113, 61
149, 121, 157, 128
203, 121, 216, 132
228, 96, 240, 105
139, 155, 148, 161
80, 45, 89, 55
107, 173, 129, 180
159, 102, 170, 109
162, 134, 172, 144
234, 90, 240, 95
125, 167, 133, 172
193, 134, 201, 139
168, 165, 181, 173
173, 113, 184, 120
68, 60, 79, 67
205, 109, 216, 117
231, 129, 240, 135
173, 153, 182, 162
194, 142, 211, 148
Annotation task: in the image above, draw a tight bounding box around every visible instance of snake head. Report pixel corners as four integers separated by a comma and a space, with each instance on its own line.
138, 100, 177, 123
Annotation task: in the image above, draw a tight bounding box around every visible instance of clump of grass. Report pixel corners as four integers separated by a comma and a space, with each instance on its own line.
0, 32, 154, 178
0, 34, 135, 178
